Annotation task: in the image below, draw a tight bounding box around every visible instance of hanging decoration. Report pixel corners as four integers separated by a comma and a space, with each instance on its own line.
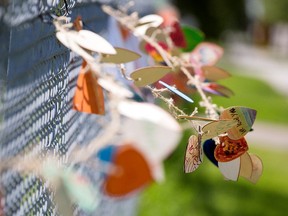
0, 2, 264, 215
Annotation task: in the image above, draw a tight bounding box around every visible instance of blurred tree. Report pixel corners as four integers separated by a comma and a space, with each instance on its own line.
172, 0, 248, 39
262, 0, 288, 23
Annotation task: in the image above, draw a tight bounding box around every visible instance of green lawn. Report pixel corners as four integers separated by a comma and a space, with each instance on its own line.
138, 72, 288, 216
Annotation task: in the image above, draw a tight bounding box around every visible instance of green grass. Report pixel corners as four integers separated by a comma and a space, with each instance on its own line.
138, 73, 288, 216
138, 131, 288, 216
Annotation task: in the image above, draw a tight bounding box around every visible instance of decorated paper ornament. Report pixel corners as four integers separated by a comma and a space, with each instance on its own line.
203, 139, 218, 166
220, 106, 257, 140
239, 152, 253, 179
74, 30, 116, 55
202, 120, 238, 140
56, 31, 95, 62
104, 144, 153, 196
184, 135, 203, 173
201, 66, 231, 81
201, 83, 234, 98
134, 14, 164, 36
247, 154, 263, 183
190, 42, 223, 66
101, 47, 141, 64
214, 136, 248, 162
73, 61, 105, 115
130, 66, 171, 87
169, 21, 187, 48
118, 100, 182, 163
181, 26, 204, 52
218, 157, 241, 181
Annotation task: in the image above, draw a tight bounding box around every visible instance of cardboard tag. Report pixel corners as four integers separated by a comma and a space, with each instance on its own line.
218, 157, 240, 181
101, 47, 141, 64
191, 42, 223, 66
130, 66, 171, 87
202, 120, 238, 140
201, 66, 231, 81
203, 139, 218, 166
73, 61, 105, 115
104, 144, 153, 196
215, 136, 248, 162
56, 31, 94, 62
220, 106, 257, 140
239, 152, 253, 179
184, 135, 203, 173
75, 30, 116, 55
158, 80, 194, 103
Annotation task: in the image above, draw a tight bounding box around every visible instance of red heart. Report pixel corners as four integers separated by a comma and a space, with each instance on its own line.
214, 136, 248, 162
104, 144, 153, 197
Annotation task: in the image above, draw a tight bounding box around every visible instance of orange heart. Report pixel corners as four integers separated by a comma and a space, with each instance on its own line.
73, 61, 105, 115
104, 144, 153, 197
214, 136, 248, 162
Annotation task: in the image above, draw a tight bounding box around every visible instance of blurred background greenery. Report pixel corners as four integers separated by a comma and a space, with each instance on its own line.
137, 0, 288, 215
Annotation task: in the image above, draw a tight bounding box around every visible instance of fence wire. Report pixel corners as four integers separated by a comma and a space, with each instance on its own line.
0, 1, 140, 215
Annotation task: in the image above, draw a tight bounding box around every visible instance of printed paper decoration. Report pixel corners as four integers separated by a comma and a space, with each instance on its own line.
220, 106, 257, 140
184, 135, 203, 173
215, 136, 248, 162
188, 106, 262, 182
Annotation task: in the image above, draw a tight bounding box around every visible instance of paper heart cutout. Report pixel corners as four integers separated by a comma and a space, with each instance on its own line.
184, 135, 203, 173
130, 66, 171, 87
181, 26, 204, 52
215, 136, 248, 162
75, 30, 116, 55
56, 31, 95, 62
220, 106, 257, 140
202, 120, 237, 140
201, 83, 234, 98
104, 144, 153, 197
218, 157, 240, 181
247, 154, 263, 184
73, 61, 105, 115
239, 152, 253, 180
203, 139, 218, 166
134, 14, 164, 35
191, 42, 223, 66
201, 66, 231, 81
118, 101, 182, 163
169, 21, 187, 48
